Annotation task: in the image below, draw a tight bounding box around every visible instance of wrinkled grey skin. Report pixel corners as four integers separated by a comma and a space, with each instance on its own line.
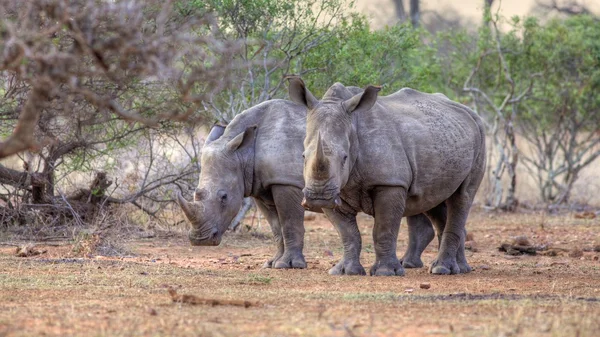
177, 92, 439, 270
290, 78, 486, 275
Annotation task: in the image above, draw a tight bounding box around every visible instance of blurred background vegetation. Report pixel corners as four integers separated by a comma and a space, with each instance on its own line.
0, 0, 598, 243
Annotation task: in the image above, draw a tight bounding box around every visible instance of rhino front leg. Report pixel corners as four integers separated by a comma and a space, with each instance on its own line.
400, 214, 435, 268
323, 208, 366, 275
271, 185, 306, 269
255, 199, 285, 268
370, 187, 406, 276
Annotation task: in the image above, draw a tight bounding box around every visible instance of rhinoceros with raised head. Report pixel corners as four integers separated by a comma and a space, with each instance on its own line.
177, 90, 441, 270
289, 77, 486, 275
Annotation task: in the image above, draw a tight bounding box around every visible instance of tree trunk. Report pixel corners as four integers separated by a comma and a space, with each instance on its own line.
503, 119, 519, 211
410, 0, 420, 28
229, 197, 254, 231
392, 0, 406, 21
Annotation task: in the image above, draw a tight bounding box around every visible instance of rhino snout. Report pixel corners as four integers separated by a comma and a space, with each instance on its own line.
189, 228, 221, 246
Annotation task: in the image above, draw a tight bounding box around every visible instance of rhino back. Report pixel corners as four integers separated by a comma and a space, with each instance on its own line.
354, 88, 485, 215
226, 100, 307, 192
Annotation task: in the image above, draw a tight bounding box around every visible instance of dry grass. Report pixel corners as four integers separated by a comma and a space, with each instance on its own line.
1, 209, 599, 336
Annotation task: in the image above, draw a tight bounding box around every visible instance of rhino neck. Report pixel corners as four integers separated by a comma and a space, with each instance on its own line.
345, 114, 360, 188
237, 144, 255, 198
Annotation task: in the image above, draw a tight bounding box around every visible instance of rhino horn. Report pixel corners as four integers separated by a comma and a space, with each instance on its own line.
313, 131, 330, 179
177, 191, 198, 223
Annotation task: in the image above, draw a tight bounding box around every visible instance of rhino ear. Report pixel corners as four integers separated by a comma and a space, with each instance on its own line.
205, 124, 226, 147
342, 85, 381, 115
287, 76, 318, 110
226, 125, 258, 152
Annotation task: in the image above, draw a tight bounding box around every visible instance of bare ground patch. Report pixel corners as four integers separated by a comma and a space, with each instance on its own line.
1, 210, 599, 336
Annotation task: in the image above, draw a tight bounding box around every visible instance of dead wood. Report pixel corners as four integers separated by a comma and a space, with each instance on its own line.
168, 288, 257, 308
14, 244, 47, 257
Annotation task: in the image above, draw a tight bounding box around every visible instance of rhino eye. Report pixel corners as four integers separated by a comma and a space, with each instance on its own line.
217, 190, 228, 204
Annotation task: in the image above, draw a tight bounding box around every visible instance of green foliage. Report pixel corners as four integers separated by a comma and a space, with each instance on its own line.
515, 15, 600, 129
179, 0, 362, 121
179, 0, 433, 118
302, 18, 428, 95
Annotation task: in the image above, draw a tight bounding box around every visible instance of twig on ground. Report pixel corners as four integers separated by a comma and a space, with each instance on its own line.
168, 288, 257, 308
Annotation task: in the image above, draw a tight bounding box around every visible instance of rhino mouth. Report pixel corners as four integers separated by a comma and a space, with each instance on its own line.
301, 188, 342, 209
189, 227, 222, 246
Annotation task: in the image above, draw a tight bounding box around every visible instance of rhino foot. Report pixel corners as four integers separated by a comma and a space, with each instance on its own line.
458, 260, 472, 274
273, 251, 307, 269
429, 257, 461, 275
329, 258, 366, 276
457, 248, 472, 273
370, 258, 405, 276
262, 250, 284, 268
400, 255, 424, 269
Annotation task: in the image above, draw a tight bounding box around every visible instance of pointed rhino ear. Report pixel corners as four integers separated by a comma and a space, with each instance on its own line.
226, 125, 258, 152
342, 85, 381, 115
287, 75, 318, 109
205, 124, 226, 147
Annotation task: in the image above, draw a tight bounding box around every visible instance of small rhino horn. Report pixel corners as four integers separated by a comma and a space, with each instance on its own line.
177, 192, 197, 223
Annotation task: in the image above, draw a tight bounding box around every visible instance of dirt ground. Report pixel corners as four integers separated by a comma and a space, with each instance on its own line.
1, 209, 599, 337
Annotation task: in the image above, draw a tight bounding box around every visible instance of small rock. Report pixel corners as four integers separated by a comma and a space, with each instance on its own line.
147, 308, 157, 316
419, 283, 431, 289
594, 245, 600, 253
140, 271, 148, 275
323, 250, 334, 257
479, 265, 490, 270
512, 235, 531, 246
405, 288, 414, 293
569, 249, 583, 258
593, 256, 599, 261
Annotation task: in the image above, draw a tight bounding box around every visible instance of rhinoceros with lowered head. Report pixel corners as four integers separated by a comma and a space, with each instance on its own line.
177, 90, 441, 271
288, 77, 486, 275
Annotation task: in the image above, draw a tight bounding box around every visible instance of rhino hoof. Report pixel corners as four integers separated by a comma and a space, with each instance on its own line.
430, 265, 452, 275
329, 259, 366, 276
273, 252, 306, 269
458, 262, 472, 274
400, 257, 424, 268
262, 251, 284, 268
429, 258, 461, 275
370, 259, 405, 276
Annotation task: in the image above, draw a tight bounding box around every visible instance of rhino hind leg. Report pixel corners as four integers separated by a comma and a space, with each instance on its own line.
400, 214, 435, 268
426, 202, 447, 248
370, 187, 406, 276
323, 208, 366, 275
430, 176, 480, 275
255, 199, 285, 268
271, 185, 306, 269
